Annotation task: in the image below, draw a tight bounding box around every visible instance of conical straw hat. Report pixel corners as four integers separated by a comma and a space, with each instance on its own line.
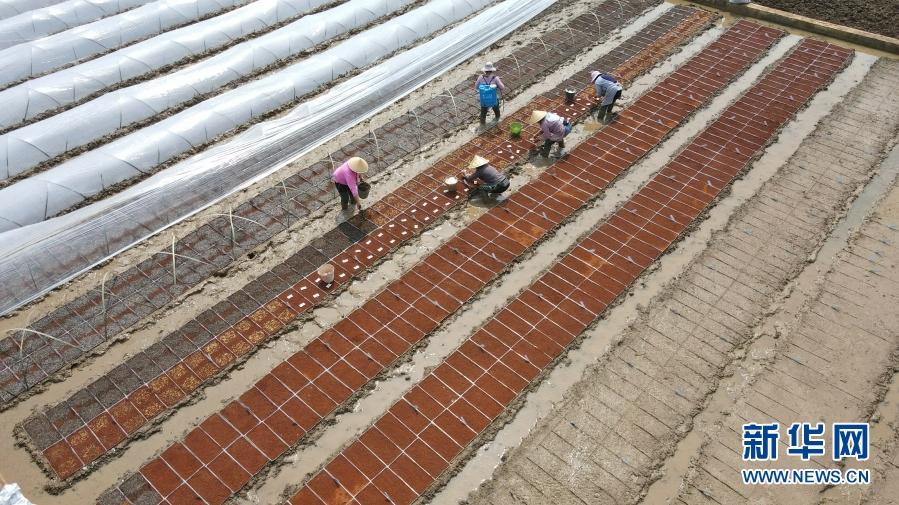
348, 157, 369, 173
468, 155, 490, 169
528, 110, 547, 124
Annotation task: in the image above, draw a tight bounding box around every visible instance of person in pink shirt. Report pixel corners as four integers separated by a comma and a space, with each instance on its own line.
475, 62, 506, 125
528, 109, 570, 158
331, 156, 369, 212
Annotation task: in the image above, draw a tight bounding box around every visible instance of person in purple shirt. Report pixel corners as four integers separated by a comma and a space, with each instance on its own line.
475, 62, 506, 125
528, 109, 570, 158
331, 156, 368, 213
461, 155, 509, 198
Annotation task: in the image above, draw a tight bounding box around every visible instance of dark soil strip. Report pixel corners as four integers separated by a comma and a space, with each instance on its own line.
755, 0, 899, 39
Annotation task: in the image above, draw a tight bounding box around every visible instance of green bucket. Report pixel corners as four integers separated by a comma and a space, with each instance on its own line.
510, 121, 523, 137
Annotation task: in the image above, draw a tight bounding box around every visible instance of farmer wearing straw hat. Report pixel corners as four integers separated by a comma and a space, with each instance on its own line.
591, 70, 623, 123
475, 62, 506, 126
461, 155, 509, 197
332, 156, 369, 213
529, 110, 570, 158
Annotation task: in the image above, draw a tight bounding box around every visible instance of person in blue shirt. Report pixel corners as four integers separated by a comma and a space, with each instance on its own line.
591, 70, 623, 123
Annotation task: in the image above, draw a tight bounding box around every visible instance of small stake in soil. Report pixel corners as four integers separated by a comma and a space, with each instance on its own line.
171, 234, 177, 285
8, 327, 85, 389
208, 207, 269, 259
369, 128, 382, 168
406, 109, 424, 148
535, 35, 550, 54
438, 90, 462, 119
279, 177, 305, 227
508, 53, 524, 77
7, 328, 82, 351
154, 240, 217, 286
562, 21, 576, 41
100, 272, 111, 337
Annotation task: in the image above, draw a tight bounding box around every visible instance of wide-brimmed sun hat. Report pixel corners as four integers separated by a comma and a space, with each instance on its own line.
468, 155, 490, 169
483, 62, 497, 72
592, 71, 619, 83
528, 110, 548, 124
348, 157, 369, 173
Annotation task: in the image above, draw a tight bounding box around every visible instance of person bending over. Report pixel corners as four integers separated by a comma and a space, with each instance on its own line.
591, 70, 623, 123
461, 155, 509, 198
331, 156, 368, 213
529, 109, 570, 158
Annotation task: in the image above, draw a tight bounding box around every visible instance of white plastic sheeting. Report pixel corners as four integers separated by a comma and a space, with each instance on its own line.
0, 0, 154, 49
0, 0, 556, 315
0, 0, 67, 21
0, 0, 248, 86
0, 0, 335, 127
0, 0, 415, 176
0, 484, 33, 505
0, 0, 493, 226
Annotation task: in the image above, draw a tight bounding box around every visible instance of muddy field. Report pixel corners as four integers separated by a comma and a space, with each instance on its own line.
756, 0, 899, 38
467, 55, 899, 505
1, 1, 898, 504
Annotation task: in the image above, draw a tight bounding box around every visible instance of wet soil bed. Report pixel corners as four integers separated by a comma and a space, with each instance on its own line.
755, 0, 899, 38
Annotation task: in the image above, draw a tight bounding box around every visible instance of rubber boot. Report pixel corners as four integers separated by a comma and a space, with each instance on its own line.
540, 143, 550, 158
595, 104, 608, 122
602, 105, 614, 124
